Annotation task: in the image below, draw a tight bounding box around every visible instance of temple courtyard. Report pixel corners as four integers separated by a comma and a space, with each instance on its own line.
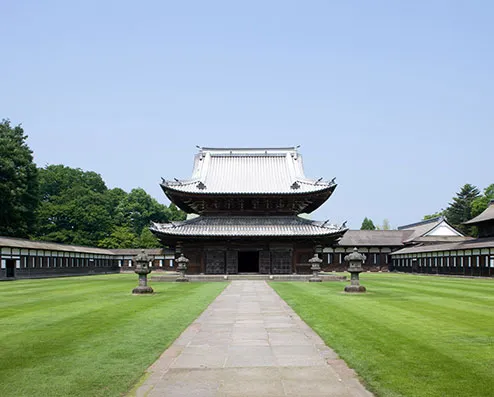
0, 274, 493, 397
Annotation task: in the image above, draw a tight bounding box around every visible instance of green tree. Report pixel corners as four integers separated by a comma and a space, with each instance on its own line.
360, 217, 376, 230
138, 228, 161, 248
423, 211, 445, 220
114, 188, 173, 236
471, 184, 494, 218
0, 120, 39, 237
444, 183, 480, 235
36, 165, 112, 245
98, 226, 139, 249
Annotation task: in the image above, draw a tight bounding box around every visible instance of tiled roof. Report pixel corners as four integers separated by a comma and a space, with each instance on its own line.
109, 248, 169, 255
162, 147, 335, 195
337, 230, 411, 247
391, 237, 494, 255
0, 236, 113, 255
150, 216, 347, 237
464, 201, 494, 225
398, 217, 443, 242
410, 236, 472, 244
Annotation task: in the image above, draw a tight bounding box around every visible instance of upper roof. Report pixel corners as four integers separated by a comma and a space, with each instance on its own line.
464, 201, 494, 225
150, 216, 347, 238
161, 147, 336, 195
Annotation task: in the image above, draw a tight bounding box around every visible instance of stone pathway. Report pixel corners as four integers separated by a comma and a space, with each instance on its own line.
133, 281, 373, 397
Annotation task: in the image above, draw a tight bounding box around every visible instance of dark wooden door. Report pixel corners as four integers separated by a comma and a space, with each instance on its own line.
226, 251, 238, 274
271, 251, 292, 274
259, 251, 271, 274
205, 251, 225, 274
6, 259, 15, 278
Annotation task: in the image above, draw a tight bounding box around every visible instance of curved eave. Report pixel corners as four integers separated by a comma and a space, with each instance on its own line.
161, 183, 337, 215
151, 229, 348, 242
161, 181, 335, 196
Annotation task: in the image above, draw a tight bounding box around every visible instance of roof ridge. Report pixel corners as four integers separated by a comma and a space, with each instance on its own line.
397, 217, 442, 230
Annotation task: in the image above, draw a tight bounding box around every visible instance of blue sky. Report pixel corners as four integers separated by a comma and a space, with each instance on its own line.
2, 1, 493, 229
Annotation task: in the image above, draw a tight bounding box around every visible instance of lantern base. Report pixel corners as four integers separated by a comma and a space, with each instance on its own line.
344, 285, 366, 293
308, 277, 322, 282
132, 286, 154, 294
175, 277, 189, 282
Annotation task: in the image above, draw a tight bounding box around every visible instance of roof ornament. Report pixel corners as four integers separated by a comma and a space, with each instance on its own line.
330, 177, 336, 185
342, 221, 347, 229
174, 178, 183, 185
161, 177, 165, 183
196, 181, 206, 190
315, 177, 323, 185
321, 220, 329, 227
290, 181, 300, 190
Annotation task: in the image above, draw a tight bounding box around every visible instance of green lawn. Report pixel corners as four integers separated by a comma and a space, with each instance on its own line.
271, 274, 494, 397
0, 275, 226, 397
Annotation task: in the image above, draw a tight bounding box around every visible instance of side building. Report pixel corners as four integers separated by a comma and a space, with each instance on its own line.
322, 217, 468, 272
0, 237, 119, 279
0, 237, 174, 280
390, 202, 494, 277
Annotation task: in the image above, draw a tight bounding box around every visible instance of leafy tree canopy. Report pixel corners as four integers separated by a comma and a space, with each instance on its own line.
36, 165, 186, 247
0, 120, 39, 237
360, 217, 376, 230
36, 166, 112, 245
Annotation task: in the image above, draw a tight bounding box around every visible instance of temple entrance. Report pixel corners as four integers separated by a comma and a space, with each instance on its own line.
238, 251, 259, 273
5, 259, 15, 278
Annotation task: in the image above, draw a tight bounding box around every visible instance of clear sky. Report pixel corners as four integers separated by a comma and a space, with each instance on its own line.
2, 1, 493, 229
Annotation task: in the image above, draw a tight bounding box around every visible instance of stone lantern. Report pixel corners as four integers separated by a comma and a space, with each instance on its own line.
175, 253, 189, 282
308, 254, 323, 282
344, 247, 366, 293
132, 249, 154, 294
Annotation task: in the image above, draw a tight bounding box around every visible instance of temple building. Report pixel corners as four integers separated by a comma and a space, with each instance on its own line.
151, 147, 347, 274
322, 216, 467, 272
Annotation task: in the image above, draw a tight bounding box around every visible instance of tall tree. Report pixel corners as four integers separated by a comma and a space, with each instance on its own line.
36, 165, 112, 245
360, 217, 376, 230
471, 184, 494, 218
114, 188, 173, 237
444, 183, 480, 235
0, 120, 39, 237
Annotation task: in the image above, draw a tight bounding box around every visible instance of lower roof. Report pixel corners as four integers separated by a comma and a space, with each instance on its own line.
150, 216, 347, 238
0, 236, 113, 255
337, 230, 412, 247
390, 237, 494, 255
0, 236, 169, 256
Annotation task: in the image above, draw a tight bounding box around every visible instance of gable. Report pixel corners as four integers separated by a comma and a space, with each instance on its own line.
424, 220, 463, 237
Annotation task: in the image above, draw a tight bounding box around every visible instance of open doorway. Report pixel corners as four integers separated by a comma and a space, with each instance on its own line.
238, 251, 259, 273
5, 259, 15, 278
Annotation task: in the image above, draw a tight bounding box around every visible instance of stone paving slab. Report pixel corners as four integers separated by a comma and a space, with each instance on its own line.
132, 281, 373, 397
